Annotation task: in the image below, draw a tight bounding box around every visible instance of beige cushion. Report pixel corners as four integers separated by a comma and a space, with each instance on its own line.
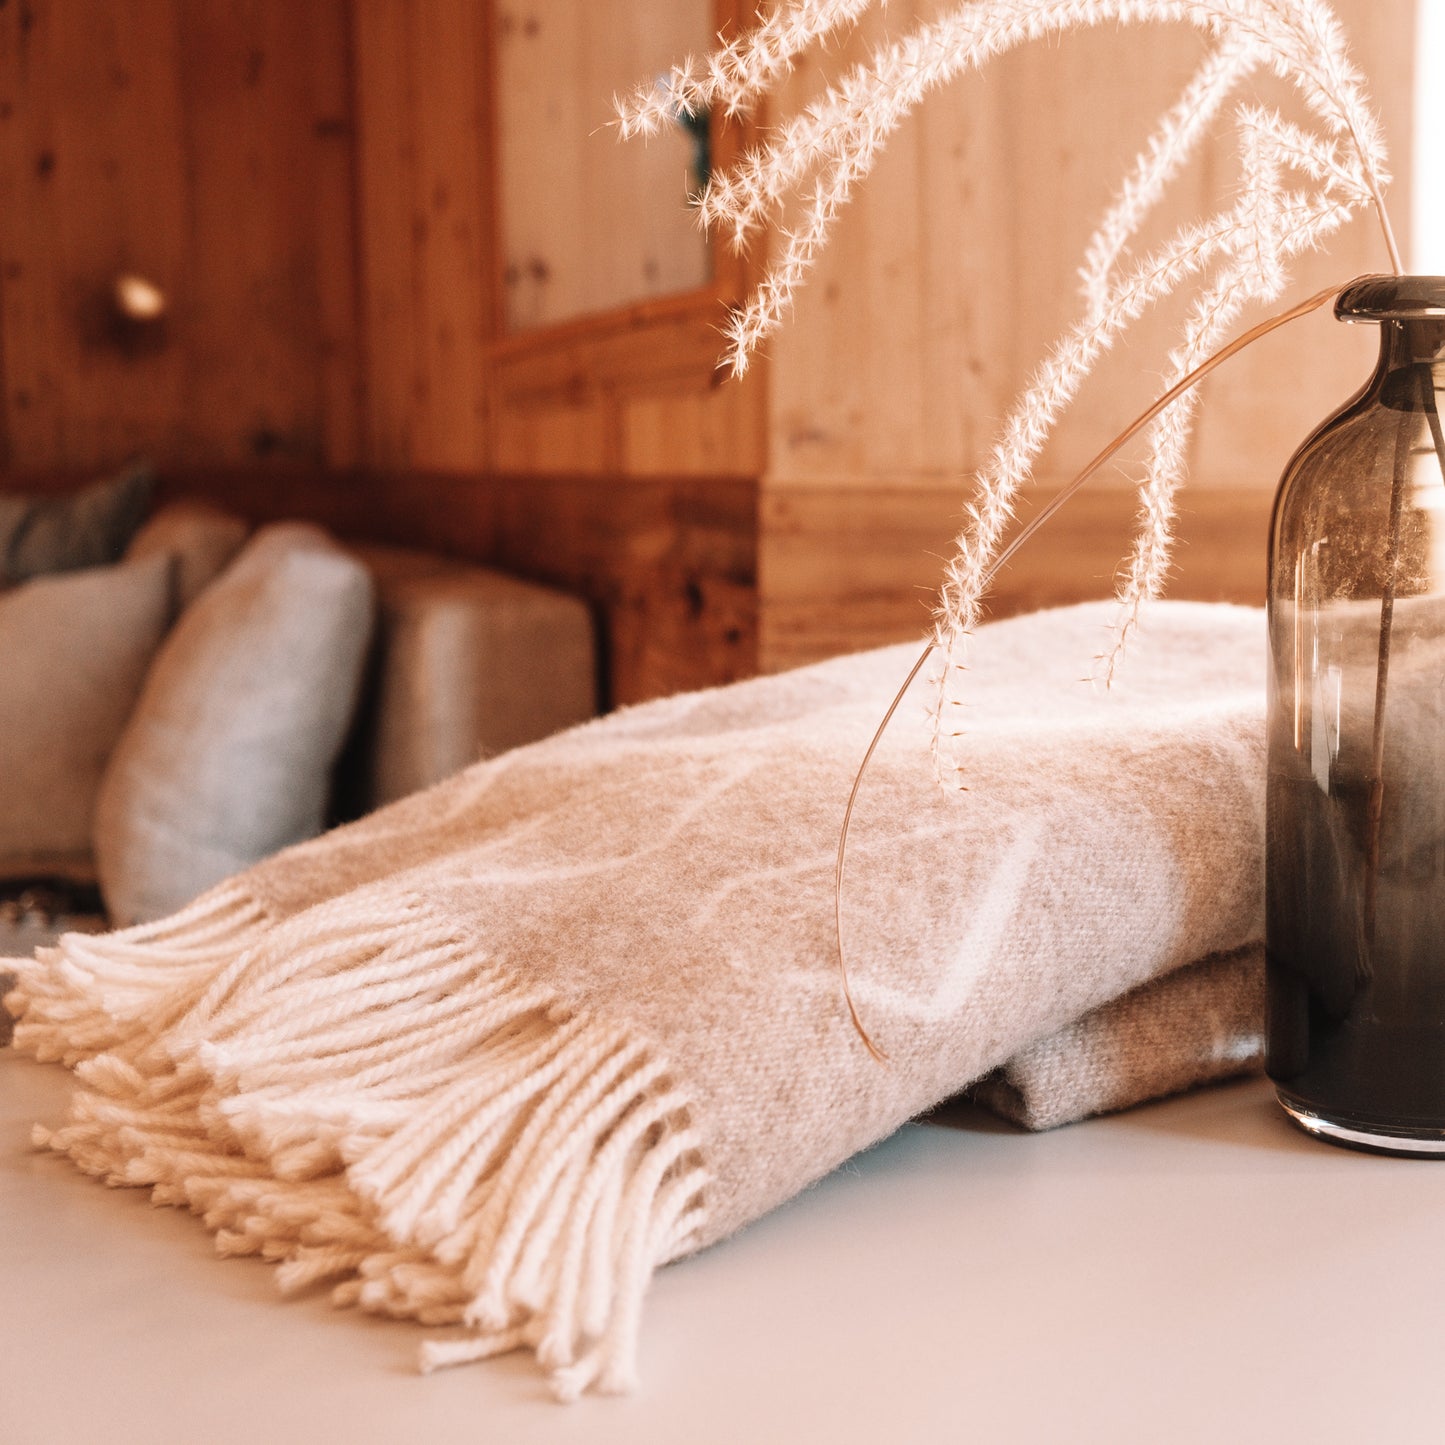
0, 554, 175, 882
126, 500, 250, 609
344, 545, 597, 811
0, 463, 155, 585
94, 524, 375, 926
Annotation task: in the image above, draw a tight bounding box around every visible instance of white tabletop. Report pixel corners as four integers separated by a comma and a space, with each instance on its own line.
3, 1047, 1441, 1445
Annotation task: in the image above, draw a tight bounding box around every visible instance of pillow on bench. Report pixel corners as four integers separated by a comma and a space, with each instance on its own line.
343, 544, 597, 813
0, 553, 175, 884
126, 499, 250, 608
0, 462, 155, 585
94, 524, 375, 926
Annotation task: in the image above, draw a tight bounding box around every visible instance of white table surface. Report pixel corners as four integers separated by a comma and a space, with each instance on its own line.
4, 1046, 1441, 1445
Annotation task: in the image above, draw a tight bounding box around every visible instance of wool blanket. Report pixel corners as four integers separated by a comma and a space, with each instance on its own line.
970, 943, 1264, 1130
5, 601, 1267, 1399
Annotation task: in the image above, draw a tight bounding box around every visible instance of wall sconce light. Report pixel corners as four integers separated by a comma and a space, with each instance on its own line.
85, 271, 170, 356
113, 273, 167, 322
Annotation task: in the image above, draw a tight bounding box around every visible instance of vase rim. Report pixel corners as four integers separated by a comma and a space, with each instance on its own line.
1336, 274, 1445, 322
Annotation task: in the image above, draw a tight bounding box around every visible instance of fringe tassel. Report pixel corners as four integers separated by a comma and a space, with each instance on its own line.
5, 881, 268, 1067
11, 888, 710, 1400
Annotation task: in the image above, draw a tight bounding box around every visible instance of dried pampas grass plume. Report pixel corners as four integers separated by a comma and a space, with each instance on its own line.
618, 0, 1398, 708
619, 0, 1402, 1052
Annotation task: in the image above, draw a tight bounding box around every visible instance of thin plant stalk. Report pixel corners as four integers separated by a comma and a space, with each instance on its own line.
1361, 377, 1415, 958
1360, 361, 1445, 968
1345, 116, 1403, 274
834, 277, 1348, 1058
1423, 354, 1445, 468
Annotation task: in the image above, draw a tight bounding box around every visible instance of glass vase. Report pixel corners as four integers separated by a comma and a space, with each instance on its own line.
1266, 274, 1445, 1154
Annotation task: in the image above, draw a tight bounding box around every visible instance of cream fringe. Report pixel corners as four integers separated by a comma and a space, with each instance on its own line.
9, 881, 266, 1067
5, 885, 710, 1401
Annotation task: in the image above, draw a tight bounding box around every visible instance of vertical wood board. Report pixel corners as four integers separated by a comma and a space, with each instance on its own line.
0, 0, 360, 470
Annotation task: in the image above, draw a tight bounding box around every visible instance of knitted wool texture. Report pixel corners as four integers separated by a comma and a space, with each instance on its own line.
5, 600, 1266, 1399
972, 943, 1265, 1130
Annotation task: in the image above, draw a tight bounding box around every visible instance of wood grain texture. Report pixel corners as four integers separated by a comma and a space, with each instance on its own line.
485, 0, 768, 482
763, 0, 1414, 494
748, 0, 1412, 676
0, 0, 1420, 709
0, 0, 359, 470
493, 0, 712, 332
308, 0, 364, 470
759, 480, 1272, 674
351, 0, 495, 470
489, 291, 768, 478
0, 0, 190, 469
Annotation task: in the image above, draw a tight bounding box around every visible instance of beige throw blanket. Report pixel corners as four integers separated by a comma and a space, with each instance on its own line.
970, 943, 1264, 1129
5, 601, 1267, 1399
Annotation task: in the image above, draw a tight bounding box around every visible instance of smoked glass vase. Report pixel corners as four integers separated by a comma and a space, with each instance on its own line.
1266, 275, 1445, 1154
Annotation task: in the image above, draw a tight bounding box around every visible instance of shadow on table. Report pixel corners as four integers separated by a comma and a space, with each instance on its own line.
916, 1093, 1022, 1136
923, 1075, 1333, 1157
1090, 1075, 1338, 1156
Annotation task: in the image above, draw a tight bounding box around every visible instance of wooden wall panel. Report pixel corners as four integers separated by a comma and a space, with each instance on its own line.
484, 0, 768, 485
0, 0, 190, 469
0, 0, 1421, 704
763, 0, 1415, 493
766, 3, 1014, 485
491, 364, 767, 480
488, 292, 768, 479
1191, 0, 1416, 490
620, 381, 766, 479
176, 2, 357, 465
302, 1, 364, 470
493, 0, 711, 332
350, 0, 495, 471
759, 481, 1272, 674
489, 391, 616, 474
0, 0, 359, 471
751, 0, 1416, 675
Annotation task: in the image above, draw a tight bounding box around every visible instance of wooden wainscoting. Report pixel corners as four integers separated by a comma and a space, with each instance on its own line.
482, 470, 758, 706
759, 481, 1275, 674
4, 466, 1275, 702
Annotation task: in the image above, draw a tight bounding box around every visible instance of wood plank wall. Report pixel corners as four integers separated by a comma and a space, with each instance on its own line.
765, 0, 1415, 489
493, 0, 712, 332
0, 0, 1423, 698
351, 0, 494, 471
0, 0, 359, 471
757, 0, 1417, 671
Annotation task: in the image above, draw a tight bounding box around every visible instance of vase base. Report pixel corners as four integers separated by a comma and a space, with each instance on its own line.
1275, 1091, 1445, 1157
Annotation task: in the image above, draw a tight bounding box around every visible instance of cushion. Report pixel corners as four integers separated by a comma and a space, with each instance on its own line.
0, 553, 175, 882
94, 523, 375, 926
340, 544, 597, 813
125, 500, 250, 609
0, 462, 156, 586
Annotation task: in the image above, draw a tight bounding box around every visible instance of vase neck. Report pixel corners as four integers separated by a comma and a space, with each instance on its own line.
1374, 317, 1445, 373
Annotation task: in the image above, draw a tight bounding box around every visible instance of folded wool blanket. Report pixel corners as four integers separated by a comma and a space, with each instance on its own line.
4, 600, 1267, 1399
969, 943, 1265, 1130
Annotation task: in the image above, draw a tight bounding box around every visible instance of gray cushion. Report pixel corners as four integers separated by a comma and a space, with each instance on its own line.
125, 500, 250, 609
0, 463, 156, 585
0, 554, 175, 882
94, 524, 375, 926
350, 545, 597, 811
